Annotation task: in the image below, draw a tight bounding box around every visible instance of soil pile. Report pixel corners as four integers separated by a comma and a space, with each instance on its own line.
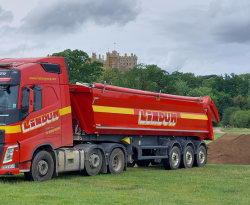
207, 133, 250, 165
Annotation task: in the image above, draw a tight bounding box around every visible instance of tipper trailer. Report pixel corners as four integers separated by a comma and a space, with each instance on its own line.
0, 57, 220, 181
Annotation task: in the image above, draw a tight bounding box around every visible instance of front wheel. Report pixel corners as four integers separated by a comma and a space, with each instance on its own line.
194, 145, 207, 167
109, 148, 125, 174
25, 150, 54, 181
82, 149, 102, 176
163, 146, 181, 170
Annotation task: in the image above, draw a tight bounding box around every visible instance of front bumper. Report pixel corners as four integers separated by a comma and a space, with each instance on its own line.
0, 168, 20, 175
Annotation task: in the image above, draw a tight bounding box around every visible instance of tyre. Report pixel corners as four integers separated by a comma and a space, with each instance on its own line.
194, 145, 207, 167
181, 146, 194, 168
24, 150, 54, 181
82, 149, 102, 176
127, 161, 136, 167
163, 146, 181, 170
136, 160, 151, 167
109, 148, 125, 174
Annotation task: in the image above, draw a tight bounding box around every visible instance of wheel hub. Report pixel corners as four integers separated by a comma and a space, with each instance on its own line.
112, 155, 122, 171
172, 151, 179, 166
38, 160, 49, 176
199, 150, 205, 164
89, 154, 100, 168
186, 151, 192, 165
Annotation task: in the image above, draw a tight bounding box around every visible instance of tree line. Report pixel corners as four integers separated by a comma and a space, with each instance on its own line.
51, 49, 250, 128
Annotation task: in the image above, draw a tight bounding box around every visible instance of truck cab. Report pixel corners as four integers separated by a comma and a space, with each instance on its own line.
0, 57, 73, 177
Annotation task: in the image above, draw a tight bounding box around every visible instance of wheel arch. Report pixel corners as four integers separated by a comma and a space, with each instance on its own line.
192, 140, 207, 155
163, 140, 182, 155
31, 143, 55, 159
178, 140, 195, 155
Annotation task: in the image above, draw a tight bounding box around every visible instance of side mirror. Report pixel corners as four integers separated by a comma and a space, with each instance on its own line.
29, 88, 34, 114
21, 86, 34, 120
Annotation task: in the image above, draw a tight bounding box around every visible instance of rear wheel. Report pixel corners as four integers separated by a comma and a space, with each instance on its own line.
136, 160, 151, 167
24, 150, 54, 181
194, 145, 207, 167
181, 146, 194, 168
163, 146, 181, 170
109, 148, 125, 174
82, 149, 102, 176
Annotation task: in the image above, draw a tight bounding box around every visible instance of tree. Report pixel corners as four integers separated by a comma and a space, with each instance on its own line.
214, 91, 233, 119
230, 110, 250, 128
245, 95, 250, 110
97, 67, 122, 85
51, 49, 103, 84
233, 95, 246, 109
119, 64, 168, 92
174, 80, 190, 96
180, 73, 199, 89
188, 87, 218, 105
222, 107, 241, 126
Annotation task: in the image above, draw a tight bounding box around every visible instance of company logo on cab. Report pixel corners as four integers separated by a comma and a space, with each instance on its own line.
22, 110, 59, 133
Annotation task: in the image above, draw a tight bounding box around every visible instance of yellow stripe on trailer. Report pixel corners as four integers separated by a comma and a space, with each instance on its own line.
92, 105, 134, 115
180, 113, 208, 120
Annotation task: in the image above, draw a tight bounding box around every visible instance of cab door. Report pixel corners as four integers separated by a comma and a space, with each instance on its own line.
43, 85, 62, 147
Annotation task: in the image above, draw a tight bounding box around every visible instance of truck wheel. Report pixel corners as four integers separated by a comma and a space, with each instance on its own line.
136, 160, 151, 167
127, 161, 136, 167
109, 148, 125, 174
82, 149, 102, 176
25, 150, 54, 181
163, 146, 181, 170
194, 145, 207, 167
181, 146, 194, 168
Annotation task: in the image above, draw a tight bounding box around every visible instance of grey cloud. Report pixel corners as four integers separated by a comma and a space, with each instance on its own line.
0, 43, 47, 57
209, 1, 250, 43
0, 6, 13, 23
157, 0, 250, 44
19, 0, 140, 35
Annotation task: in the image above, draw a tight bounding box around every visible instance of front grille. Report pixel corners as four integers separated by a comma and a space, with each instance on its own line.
0, 130, 5, 144
0, 144, 4, 163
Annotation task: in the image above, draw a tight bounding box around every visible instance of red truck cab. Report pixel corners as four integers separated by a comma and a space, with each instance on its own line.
0, 57, 73, 176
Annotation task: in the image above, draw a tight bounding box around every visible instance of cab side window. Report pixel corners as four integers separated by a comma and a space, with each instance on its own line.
33, 85, 43, 111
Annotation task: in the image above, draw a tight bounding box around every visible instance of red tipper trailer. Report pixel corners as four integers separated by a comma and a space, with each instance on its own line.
0, 57, 220, 181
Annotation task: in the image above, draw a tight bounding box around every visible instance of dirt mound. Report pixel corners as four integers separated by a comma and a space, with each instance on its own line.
207, 133, 250, 165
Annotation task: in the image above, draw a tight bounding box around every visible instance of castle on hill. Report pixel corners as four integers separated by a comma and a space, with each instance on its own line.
91, 50, 138, 72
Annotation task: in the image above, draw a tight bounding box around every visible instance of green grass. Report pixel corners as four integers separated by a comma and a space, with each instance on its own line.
221, 128, 250, 134
205, 133, 224, 144
1, 165, 250, 204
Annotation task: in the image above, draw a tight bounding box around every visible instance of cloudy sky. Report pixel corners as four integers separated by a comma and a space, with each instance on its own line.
0, 0, 250, 75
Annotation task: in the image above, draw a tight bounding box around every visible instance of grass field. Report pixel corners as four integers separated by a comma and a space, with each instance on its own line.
1, 164, 250, 205
1, 128, 249, 205
221, 128, 250, 134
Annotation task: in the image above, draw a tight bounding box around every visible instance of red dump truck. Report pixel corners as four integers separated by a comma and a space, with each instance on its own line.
0, 57, 220, 181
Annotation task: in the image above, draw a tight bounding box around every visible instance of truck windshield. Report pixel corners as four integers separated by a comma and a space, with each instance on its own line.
0, 85, 19, 109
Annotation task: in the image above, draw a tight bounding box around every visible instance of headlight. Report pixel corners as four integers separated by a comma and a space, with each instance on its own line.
3, 145, 18, 164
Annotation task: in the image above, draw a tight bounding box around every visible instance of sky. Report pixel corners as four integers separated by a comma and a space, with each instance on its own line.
0, 0, 250, 76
